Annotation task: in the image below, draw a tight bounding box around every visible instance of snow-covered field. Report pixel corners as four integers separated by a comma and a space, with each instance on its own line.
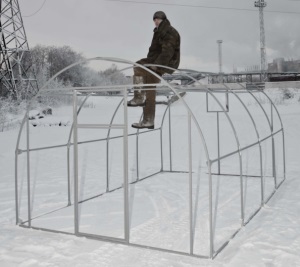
0, 88, 300, 266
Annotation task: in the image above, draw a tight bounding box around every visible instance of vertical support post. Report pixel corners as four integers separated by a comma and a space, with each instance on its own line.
208, 160, 214, 259
282, 130, 286, 183
15, 150, 19, 224
271, 104, 277, 187
26, 112, 31, 227
168, 105, 172, 171
206, 92, 209, 113
217, 112, 221, 175
73, 90, 79, 235
136, 130, 139, 181
226, 91, 229, 111
123, 88, 130, 243
67, 145, 71, 206
188, 112, 194, 255
239, 153, 245, 226
259, 144, 265, 206
272, 136, 277, 187
106, 135, 110, 192
160, 127, 164, 171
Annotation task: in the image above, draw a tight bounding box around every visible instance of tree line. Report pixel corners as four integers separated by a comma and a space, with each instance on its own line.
0, 44, 130, 99
29, 44, 129, 89
0, 45, 130, 131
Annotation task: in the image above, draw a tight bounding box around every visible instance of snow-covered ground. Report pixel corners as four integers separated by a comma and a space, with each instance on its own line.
0, 88, 300, 266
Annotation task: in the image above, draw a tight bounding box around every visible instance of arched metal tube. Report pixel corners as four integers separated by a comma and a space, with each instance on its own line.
260, 90, 286, 186
106, 98, 124, 191
237, 84, 284, 194
223, 84, 265, 211
237, 83, 272, 134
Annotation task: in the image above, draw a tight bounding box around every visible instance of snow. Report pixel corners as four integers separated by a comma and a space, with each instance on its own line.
1, 88, 300, 266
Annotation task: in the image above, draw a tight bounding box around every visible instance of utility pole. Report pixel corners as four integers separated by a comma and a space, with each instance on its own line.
217, 40, 223, 73
254, 0, 267, 81
217, 40, 223, 83
0, 0, 38, 100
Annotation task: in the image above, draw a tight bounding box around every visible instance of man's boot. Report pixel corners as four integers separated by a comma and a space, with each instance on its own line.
127, 76, 145, 107
131, 89, 156, 129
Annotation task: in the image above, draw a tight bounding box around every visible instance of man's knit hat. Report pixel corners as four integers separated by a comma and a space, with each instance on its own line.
153, 11, 167, 20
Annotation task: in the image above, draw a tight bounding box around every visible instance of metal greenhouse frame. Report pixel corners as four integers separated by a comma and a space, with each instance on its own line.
15, 57, 286, 259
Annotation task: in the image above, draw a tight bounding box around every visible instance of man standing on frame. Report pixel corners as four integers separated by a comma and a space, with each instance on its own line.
129, 11, 181, 129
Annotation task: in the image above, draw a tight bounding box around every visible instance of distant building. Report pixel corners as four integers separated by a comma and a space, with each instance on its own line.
245, 65, 260, 73
268, 58, 300, 73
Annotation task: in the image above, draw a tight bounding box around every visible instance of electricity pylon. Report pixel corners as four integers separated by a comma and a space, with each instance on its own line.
254, 0, 267, 81
0, 0, 38, 100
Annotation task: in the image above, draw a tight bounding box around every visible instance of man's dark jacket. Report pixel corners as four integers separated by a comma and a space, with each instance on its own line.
146, 19, 180, 74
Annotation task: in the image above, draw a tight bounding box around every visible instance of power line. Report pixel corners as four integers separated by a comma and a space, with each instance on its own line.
23, 0, 47, 18
105, 0, 300, 15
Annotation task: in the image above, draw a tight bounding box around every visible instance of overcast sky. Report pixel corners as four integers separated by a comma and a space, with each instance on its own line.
19, 0, 300, 73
